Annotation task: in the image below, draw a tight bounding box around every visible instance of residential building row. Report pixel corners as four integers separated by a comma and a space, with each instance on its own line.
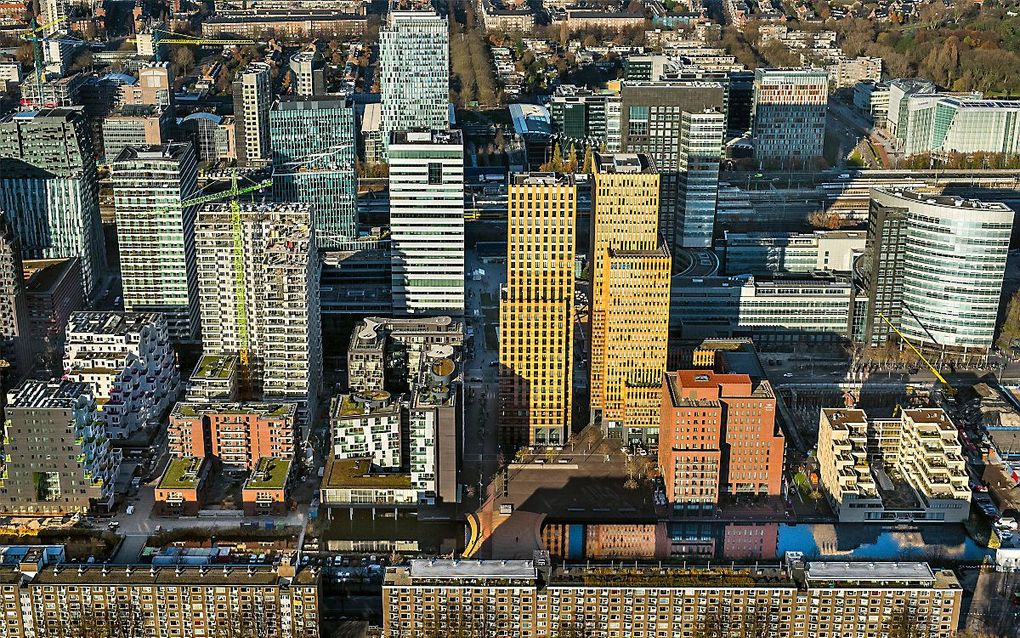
383, 558, 962, 638
0, 549, 319, 638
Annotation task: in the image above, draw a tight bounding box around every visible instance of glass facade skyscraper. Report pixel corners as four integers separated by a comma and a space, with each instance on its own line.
270, 96, 358, 250
379, 11, 449, 153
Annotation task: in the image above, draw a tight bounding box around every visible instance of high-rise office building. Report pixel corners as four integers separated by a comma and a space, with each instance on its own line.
499, 174, 576, 447
619, 82, 726, 251
388, 130, 465, 316
195, 203, 321, 416
659, 370, 784, 511
860, 189, 1013, 352
379, 11, 449, 151
232, 61, 272, 165
0, 108, 105, 298
112, 143, 201, 343
0, 218, 31, 377
589, 154, 670, 446
270, 96, 358, 249
548, 84, 622, 151
677, 110, 725, 248
0, 379, 120, 515
751, 68, 828, 164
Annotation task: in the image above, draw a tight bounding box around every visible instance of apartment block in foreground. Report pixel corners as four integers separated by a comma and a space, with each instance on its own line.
383, 558, 962, 638
0, 553, 319, 638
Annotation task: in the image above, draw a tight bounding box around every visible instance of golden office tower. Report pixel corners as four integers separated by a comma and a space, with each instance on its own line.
499, 173, 577, 447
589, 154, 670, 446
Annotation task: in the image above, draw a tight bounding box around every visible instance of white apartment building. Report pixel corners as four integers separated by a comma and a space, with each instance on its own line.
232, 62, 272, 165
409, 354, 461, 505
112, 143, 200, 343
379, 11, 449, 151
818, 407, 971, 523
330, 391, 403, 468
388, 130, 465, 316
195, 203, 321, 418
64, 311, 179, 440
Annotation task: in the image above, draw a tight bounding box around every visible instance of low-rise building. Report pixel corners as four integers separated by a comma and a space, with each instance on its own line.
201, 11, 367, 38
242, 457, 291, 516
185, 354, 239, 402
319, 456, 417, 511
155, 456, 210, 516
347, 315, 463, 392
383, 558, 962, 638
671, 273, 853, 342
722, 230, 866, 275
817, 407, 971, 523
409, 354, 461, 505
63, 311, 179, 439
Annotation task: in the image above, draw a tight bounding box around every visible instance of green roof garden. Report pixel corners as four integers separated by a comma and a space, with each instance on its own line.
158, 457, 207, 490
193, 355, 235, 380
322, 456, 413, 489
245, 457, 291, 490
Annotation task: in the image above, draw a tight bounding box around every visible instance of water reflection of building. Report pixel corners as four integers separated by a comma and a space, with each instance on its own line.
541, 522, 670, 560
722, 523, 779, 561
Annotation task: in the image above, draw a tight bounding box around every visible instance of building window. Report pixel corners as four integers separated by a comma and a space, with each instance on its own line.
428, 163, 443, 185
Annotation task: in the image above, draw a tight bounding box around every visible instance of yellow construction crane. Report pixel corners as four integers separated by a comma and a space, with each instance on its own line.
128, 29, 256, 62
877, 312, 956, 396
171, 173, 271, 390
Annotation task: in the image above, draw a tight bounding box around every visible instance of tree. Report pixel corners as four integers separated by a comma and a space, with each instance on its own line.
170, 45, 196, 77
582, 144, 594, 173
996, 289, 1020, 351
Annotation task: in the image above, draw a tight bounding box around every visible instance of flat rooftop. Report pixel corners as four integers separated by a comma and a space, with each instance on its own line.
7, 379, 90, 409
244, 458, 291, 490
322, 456, 413, 490
594, 152, 656, 174
804, 561, 934, 584
158, 457, 207, 490
66, 311, 160, 338
510, 172, 575, 186
192, 354, 236, 381
173, 401, 296, 419
23, 258, 78, 294
874, 188, 1013, 212
389, 129, 462, 146
28, 563, 316, 586
409, 559, 537, 580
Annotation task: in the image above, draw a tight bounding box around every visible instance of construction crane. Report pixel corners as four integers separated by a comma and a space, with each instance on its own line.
172, 173, 271, 391
129, 28, 256, 62
19, 16, 82, 108
877, 311, 957, 396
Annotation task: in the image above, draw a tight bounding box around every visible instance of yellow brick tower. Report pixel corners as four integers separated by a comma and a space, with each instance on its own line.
499, 173, 577, 447
589, 154, 671, 446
